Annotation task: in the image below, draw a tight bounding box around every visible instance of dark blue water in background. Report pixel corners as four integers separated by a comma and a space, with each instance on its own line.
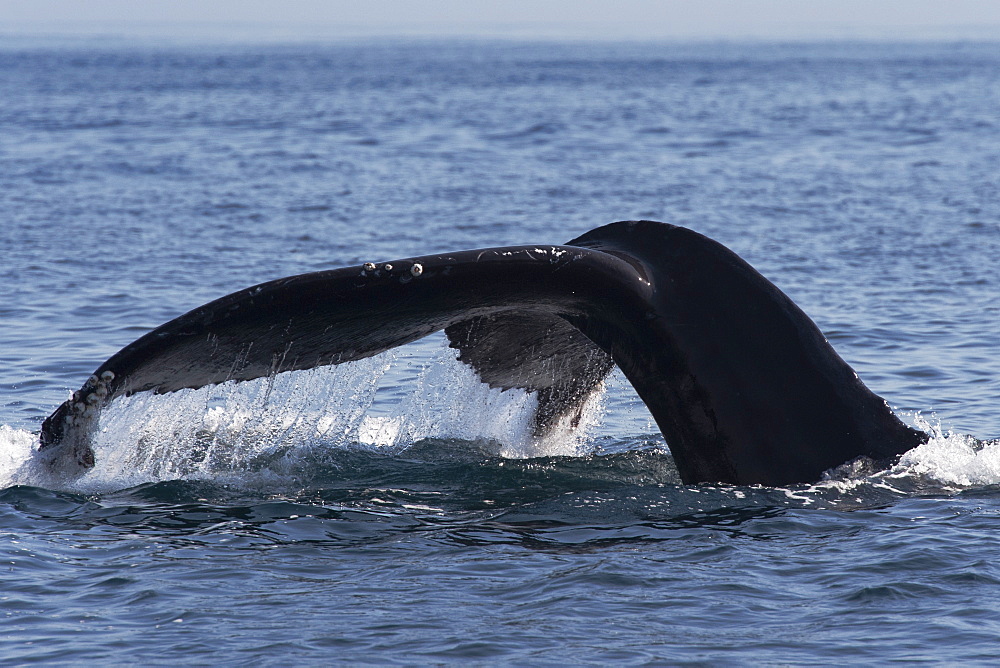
1, 38, 999, 663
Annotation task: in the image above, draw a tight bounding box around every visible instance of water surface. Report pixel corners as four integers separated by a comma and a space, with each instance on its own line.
1, 39, 999, 663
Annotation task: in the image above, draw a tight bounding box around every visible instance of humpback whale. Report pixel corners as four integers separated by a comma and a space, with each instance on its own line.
38, 220, 927, 485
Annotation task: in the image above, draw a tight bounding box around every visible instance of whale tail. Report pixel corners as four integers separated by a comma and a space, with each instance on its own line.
39, 220, 926, 485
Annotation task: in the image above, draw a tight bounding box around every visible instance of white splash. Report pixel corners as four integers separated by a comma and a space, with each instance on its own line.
890, 414, 1000, 487
810, 414, 1000, 497
364, 347, 603, 458
0, 425, 38, 484
0, 345, 604, 493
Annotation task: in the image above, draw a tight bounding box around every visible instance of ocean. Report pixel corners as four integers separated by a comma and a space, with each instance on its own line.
1, 37, 999, 663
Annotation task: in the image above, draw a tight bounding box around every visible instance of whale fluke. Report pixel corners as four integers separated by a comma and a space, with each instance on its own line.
39, 221, 927, 485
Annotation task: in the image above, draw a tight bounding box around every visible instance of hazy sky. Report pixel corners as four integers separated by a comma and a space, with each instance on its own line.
1, 0, 999, 41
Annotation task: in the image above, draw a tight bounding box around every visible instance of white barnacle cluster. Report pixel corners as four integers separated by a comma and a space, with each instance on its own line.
72, 370, 116, 417
69, 396, 97, 419
38, 368, 117, 472
361, 261, 423, 281
548, 247, 568, 264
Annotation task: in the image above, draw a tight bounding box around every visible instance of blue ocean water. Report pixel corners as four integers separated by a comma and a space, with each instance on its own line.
1, 38, 999, 663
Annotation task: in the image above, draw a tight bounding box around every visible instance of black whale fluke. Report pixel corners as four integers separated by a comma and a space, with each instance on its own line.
38, 220, 927, 485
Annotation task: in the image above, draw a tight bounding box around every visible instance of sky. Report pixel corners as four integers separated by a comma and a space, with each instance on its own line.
1, 0, 999, 41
